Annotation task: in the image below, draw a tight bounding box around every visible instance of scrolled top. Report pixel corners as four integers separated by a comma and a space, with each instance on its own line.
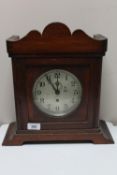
42, 22, 71, 37
7, 22, 107, 56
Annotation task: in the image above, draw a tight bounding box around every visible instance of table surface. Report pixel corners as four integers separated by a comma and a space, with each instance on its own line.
0, 122, 117, 175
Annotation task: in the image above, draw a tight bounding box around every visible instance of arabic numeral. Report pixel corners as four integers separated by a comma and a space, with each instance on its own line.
55, 72, 60, 78
40, 98, 44, 103
40, 81, 45, 87
46, 74, 51, 80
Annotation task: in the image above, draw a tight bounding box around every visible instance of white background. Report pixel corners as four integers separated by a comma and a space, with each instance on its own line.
0, 0, 117, 124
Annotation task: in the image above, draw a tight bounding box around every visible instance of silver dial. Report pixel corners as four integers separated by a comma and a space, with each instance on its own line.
32, 69, 82, 118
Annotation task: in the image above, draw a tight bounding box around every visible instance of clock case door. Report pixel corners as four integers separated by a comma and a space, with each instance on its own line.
12, 57, 102, 131
3, 22, 114, 145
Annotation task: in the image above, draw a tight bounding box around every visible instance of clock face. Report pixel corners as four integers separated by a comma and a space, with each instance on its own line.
32, 69, 82, 118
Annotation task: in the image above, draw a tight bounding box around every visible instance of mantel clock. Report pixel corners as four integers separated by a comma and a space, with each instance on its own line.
3, 22, 114, 145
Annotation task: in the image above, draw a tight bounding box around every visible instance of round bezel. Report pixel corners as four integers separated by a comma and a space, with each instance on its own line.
32, 69, 82, 118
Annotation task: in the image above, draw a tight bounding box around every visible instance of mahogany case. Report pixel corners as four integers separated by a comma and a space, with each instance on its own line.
3, 22, 114, 145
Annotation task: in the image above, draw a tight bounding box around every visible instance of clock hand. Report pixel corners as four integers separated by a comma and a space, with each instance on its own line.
45, 75, 57, 93
55, 74, 60, 95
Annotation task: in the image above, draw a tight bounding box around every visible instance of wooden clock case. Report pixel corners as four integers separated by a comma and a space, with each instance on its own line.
3, 22, 114, 145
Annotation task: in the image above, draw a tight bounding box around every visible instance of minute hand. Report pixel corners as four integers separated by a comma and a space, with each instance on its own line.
55, 75, 60, 95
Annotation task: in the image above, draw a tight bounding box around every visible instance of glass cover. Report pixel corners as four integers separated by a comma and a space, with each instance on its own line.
32, 69, 82, 118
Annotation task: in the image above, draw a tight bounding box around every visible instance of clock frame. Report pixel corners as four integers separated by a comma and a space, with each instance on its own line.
3, 22, 114, 145
32, 69, 82, 117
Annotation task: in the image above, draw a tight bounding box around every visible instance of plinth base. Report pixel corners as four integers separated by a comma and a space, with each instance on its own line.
2, 120, 114, 146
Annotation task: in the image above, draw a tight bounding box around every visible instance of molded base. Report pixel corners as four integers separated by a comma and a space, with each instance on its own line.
2, 120, 114, 146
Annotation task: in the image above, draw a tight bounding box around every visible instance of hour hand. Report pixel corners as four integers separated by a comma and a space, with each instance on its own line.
45, 75, 57, 93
